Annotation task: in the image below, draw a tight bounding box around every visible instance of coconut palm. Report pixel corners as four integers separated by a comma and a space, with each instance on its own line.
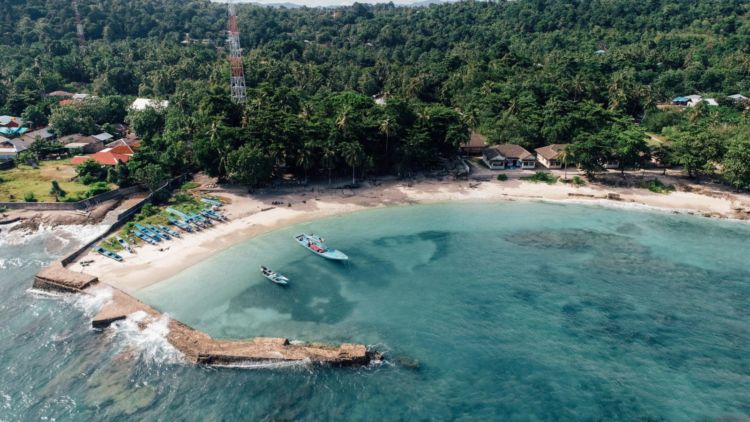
341, 141, 364, 185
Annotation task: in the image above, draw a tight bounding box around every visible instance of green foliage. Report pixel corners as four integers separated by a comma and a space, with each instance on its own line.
132, 163, 168, 192
49, 180, 66, 199
76, 160, 108, 185
180, 181, 200, 190
522, 172, 558, 184
140, 203, 159, 217
572, 176, 586, 187
639, 178, 675, 194
23, 192, 37, 202
722, 131, 750, 190
86, 181, 110, 197
496, 174, 508, 181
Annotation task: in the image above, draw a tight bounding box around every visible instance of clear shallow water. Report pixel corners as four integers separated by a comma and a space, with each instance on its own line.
2, 202, 750, 420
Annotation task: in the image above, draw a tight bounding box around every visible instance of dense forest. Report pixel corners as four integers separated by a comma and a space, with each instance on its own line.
2, 0, 750, 188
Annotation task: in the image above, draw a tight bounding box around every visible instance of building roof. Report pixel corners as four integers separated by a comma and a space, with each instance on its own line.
0, 116, 23, 127
461, 131, 488, 149
64, 142, 91, 149
131, 98, 169, 111
0, 135, 10, 144
728, 94, 749, 101
483, 144, 534, 160
70, 148, 133, 166
0, 138, 30, 152
703, 98, 719, 106
58, 133, 86, 144
47, 90, 74, 97
672, 96, 689, 102
535, 144, 570, 161
93, 132, 114, 141
72, 93, 90, 100
20, 127, 54, 143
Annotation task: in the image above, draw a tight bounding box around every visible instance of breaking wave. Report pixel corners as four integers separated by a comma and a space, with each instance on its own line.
108, 311, 185, 365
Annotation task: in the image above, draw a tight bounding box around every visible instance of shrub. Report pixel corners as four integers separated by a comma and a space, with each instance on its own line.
0, 206, 7, 213
24, 192, 38, 202
522, 171, 558, 184
572, 176, 586, 186
86, 181, 110, 197
180, 181, 200, 190
496, 174, 508, 181
640, 178, 674, 194
140, 203, 159, 217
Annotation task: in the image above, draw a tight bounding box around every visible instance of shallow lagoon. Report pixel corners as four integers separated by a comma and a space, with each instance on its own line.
2, 201, 750, 420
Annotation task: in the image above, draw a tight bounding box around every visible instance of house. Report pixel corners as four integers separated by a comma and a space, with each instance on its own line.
460, 132, 488, 156
70, 146, 134, 166
671, 96, 690, 106
105, 137, 140, 150
0, 116, 23, 128
535, 144, 570, 169
47, 90, 74, 98
93, 132, 114, 143
72, 93, 90, 101
59, 134, 104, 154
594, 49, 607, 55
482, 144, 536, 170
702, 98, 719, 106
19, 127, 55, 145
131, 98, 169, 111
0, 137, 30, 160
728, 94, 749, 103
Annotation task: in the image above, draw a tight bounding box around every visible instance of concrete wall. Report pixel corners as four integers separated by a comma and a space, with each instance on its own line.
59, 175, 188, 267
0, 185, 143, 211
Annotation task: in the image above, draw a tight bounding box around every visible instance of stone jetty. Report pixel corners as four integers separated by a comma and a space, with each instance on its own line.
36, 264, 377, 367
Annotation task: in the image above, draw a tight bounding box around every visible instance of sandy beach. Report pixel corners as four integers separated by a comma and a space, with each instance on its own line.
70, 176, 750, 293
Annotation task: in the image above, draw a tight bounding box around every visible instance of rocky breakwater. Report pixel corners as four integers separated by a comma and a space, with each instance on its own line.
35, 266, 378, 367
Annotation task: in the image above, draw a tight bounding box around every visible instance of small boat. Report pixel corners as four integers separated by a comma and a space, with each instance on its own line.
201, 197, 223, 207
260, 265, 289, 285
200, 210, 223, 222
115, 236, 134, 253
294, 234, 348, 261
93, 246, 123, 262
159, 225, 181, 238
190, 212, 212, 226
166, 207, 191, 220
133, 229, 158, 245
147, 224, 171, 240
134, 224, 162, 241
168, 217, 193, 232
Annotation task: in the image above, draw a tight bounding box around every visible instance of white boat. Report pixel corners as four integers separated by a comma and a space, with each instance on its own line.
260, 266, 289, 285
294, 234, 348, 261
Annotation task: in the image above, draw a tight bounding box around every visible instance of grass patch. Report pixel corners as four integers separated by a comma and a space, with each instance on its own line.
640, 178, 675, 194
496, 174, 508, 181
112, 191, 204, 246
0, 159, 109, 202
180, 181, 200, 190
572, 176, 586, 186
521, 171, 558, 184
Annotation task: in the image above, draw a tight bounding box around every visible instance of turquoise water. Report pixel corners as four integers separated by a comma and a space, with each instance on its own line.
2, 202, 750, 420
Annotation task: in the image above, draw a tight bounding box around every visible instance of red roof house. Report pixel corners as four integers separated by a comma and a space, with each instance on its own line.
70, 147, 134, 166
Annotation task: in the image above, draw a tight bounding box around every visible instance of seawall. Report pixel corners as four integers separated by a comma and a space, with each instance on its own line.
35, 264, 376, 367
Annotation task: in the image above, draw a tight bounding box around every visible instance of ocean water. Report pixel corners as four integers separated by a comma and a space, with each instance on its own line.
2, 202, 750, 420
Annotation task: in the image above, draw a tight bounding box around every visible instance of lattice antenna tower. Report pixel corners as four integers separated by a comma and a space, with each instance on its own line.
227, 2, 247, 104
72, 0, 86, 49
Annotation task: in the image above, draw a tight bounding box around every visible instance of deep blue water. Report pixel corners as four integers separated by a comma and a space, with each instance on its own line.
2, 202, 750, 420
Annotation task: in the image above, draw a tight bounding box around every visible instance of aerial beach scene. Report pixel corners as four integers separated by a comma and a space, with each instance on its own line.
2, 0, 750, 420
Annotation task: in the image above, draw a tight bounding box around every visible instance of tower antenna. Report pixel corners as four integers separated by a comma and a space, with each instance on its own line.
227, 2, 247, 104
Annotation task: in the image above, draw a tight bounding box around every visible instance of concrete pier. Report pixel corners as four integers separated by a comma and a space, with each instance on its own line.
37, 266, 376, 367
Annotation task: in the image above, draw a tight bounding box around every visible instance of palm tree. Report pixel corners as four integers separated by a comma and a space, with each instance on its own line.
296, 143, 313, 183
341, 141, 364, 185
321, 141, 337, 185
560, 147, 571, 181
379, 116, 394, 165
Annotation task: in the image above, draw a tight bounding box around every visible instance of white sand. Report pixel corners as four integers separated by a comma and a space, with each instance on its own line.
71, 177, 750, 293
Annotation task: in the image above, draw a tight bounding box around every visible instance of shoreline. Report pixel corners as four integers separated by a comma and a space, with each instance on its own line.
70, 177, 750, 294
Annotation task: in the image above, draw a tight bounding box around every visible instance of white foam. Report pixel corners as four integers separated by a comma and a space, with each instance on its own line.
69, 285, 113, 318
211, 358, 313, 370
109, 312, 184, 365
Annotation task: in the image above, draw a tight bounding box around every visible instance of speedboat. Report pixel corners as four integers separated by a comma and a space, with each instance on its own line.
260, 266, 289, 285
294, 234, 348, 261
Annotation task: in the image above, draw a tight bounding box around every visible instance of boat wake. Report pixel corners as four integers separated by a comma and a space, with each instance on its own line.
108, 311, 185, 365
